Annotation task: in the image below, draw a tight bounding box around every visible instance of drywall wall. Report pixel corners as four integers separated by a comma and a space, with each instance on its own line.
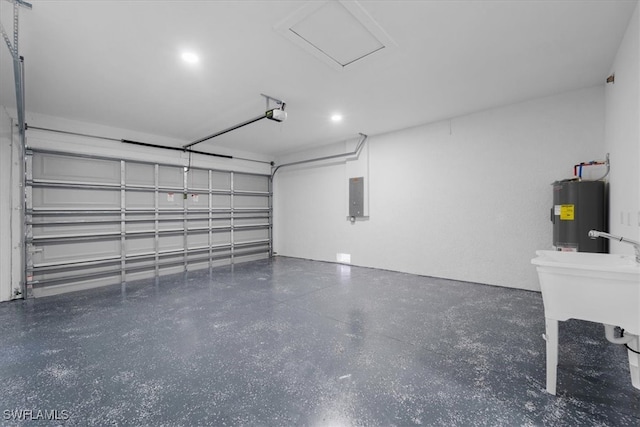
274, 86, 606, 291
0, 107, 16, 301
605, 1, 640, 254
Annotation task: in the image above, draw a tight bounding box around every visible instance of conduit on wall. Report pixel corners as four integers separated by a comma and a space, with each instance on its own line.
270, 133, 370, 225
271, 132, 368, 178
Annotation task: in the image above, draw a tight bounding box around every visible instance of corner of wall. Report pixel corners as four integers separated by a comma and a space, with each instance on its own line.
604, 0, 640, 254
0, 106, 17, 301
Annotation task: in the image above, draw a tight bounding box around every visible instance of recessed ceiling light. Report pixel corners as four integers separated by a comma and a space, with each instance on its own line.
331, 114, 343, 122
181, 52, 199, 64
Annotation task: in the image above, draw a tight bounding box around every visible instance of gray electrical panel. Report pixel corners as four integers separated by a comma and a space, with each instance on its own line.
551, 180, 607, 252
349, 177, 364, 217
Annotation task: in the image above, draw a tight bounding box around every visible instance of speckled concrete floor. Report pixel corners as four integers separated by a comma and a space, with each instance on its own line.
0, 257, 638, 426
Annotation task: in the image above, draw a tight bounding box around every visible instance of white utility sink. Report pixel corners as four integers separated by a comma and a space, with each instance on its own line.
532, 250, 640, 395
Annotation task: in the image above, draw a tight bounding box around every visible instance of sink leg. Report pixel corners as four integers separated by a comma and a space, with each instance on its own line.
545, 318, 558, 395
628, 335, 640, 390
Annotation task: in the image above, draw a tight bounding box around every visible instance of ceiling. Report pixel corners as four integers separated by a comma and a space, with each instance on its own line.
1, 0, 637, 157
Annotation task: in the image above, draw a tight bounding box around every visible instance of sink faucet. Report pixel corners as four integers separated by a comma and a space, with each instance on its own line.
588, 230, 640, 263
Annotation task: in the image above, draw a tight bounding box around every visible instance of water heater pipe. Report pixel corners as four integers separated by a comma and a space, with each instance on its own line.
573, 154, 609, 180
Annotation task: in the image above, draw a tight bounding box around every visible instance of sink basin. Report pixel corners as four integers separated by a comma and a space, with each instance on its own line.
532, 250, 639, 334
532, 250, 640, 394
533, 250, 638, 272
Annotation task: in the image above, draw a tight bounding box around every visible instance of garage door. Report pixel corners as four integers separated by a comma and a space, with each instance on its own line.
25, 149, 271, 297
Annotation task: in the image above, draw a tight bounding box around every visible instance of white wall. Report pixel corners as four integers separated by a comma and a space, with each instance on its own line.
605, 1, 640, 254
0, 107, 16, 301
274, 87, 606, 291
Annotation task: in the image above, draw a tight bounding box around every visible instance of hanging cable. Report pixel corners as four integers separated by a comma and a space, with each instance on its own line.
593, 153, 610, 181
620, 329, 640, 355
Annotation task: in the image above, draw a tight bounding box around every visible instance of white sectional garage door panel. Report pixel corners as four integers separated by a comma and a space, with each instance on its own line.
26, 150, 272, 297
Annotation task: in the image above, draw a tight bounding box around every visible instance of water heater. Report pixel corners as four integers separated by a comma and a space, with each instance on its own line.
551, 180, 607, 252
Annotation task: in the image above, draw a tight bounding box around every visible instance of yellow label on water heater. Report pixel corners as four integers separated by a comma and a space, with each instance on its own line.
560, 204, 575, 220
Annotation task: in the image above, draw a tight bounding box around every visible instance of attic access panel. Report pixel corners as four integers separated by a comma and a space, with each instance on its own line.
275, 0, 395, 70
